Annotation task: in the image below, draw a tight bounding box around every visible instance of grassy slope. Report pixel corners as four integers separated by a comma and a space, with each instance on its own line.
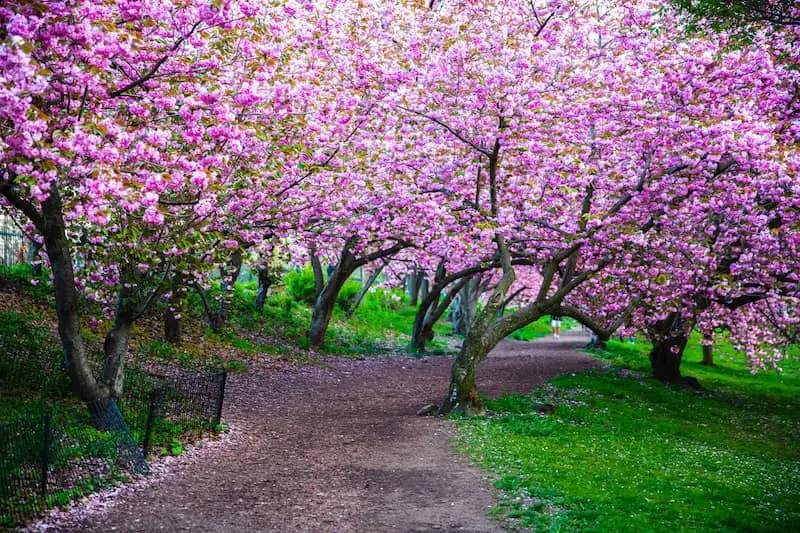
457, 335, 800, 532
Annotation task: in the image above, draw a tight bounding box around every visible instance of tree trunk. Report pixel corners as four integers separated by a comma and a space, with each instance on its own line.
441, 235, 516, 414
420, 277, 429, 303
164, 306, 181, 344
411, 288, 441, 353
205, 249, 243, 334
308, 254, 356, 349
646, 312, 700, 387
411, 276, 469, 353
408, 270, 422, 306
254, 266, 271, 313
451, 276, 480, 336
649, 335, 688, 383
103, 315, 133, 399
442, 329, 487, 414
39, 187, 108, 403
310, 246, 325, 299
701, 342, 714, 366
346, 262, 384, 317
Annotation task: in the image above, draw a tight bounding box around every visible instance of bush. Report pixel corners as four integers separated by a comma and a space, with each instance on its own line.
335, 281, 361, 312
284, 267, 318, 305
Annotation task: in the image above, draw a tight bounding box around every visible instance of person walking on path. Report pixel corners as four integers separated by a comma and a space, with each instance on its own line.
551, 314, 562, 338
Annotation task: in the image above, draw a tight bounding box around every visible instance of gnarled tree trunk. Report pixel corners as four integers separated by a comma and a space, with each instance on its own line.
649, 334, 688, 383
254, 266, 272, 313
411, 276, 469, 353
441, 234, 517, 414
308, 252, 356, 349
647, 312, 698, 387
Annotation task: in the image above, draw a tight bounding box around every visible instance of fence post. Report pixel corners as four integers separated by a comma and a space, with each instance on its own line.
142, 388, 159, 457
40, 412, 50, 497
215, 371, 227, 426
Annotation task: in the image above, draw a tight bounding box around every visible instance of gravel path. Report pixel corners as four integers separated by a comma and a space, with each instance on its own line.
38, 331, 598, 532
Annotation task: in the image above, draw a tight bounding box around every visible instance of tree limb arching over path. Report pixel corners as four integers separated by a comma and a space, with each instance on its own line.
37, 333, 597, 533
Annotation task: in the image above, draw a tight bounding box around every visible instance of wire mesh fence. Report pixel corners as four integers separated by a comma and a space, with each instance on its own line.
121, 365, 226, 457
0, 347, 227, 528
0, 401, 148, 529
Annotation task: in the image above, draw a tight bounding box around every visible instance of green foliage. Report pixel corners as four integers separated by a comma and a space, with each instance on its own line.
458, 338, 800, 532
0, 310, 69, 396
335, 280, 361, 312
673, 0, 798, 32
508, 316, 579, 342
0, 264, 51, 300
284, 267, 318, 305
509, 316, 552, 341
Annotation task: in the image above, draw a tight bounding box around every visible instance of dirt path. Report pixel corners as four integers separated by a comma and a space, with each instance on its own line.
41, 331, 598, 533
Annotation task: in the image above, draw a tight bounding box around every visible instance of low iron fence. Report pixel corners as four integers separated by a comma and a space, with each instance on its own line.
0, 402, 147, 529
0, 364, 227, 529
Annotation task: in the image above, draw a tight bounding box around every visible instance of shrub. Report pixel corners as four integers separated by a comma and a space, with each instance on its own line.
284, 267, 317, 305
335, 281, 361, 312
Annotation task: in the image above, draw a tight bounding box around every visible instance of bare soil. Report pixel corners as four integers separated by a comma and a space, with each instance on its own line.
34, 332, 598, 533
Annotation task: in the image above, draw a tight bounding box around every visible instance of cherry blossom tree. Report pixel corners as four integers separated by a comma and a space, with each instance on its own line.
0, 0, 321, 419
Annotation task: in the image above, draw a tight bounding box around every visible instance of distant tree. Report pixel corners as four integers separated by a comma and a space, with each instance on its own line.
674, 0, 799, 29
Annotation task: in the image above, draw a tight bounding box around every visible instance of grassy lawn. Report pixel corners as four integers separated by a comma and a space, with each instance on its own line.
457, 336, 800, 532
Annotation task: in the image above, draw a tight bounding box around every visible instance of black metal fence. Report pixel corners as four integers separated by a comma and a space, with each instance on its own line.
1, 358, 227, 528
0, 401, 148, 529
0, 229, 24, 267
121, 365, 227, 457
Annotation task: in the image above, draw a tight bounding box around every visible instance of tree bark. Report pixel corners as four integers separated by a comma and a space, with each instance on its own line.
204, 248, 243, 334
307, 238, 408, 348
411, 276, 469, 353
442, 329, 487, 413
308, 252, 356, 349
451, 275, 480, 335
346, 262, 384, 317
39, 186, 109, 403
646, 312, 699, 387
408, 269, 422, 306
164, 306, 181, 344
254, 266, 272, 313
701, 340, 714, 366
420, 276, 429, 303
103, 314, 133, 399
649, 334, 688, 383
441, 235, 516, 414
309, 245, 325, 300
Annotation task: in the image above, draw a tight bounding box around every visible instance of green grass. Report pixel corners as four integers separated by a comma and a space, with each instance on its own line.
0, 264, 52, 300
233, 276, 447, 356
457, 336, 800, 532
